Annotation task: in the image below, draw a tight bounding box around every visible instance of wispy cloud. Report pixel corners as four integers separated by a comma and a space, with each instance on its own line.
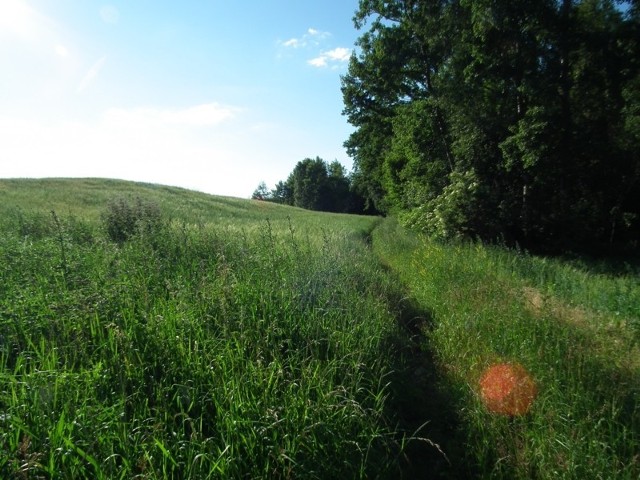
282, 38, 301, 48
307, 27, 330, 39
279, 27, 349, 69
0, 100, 257, 197
279, 27, 330, 49
99, 5, 119, 24
308, 56, 327, 68
308, 47, 351, 68
103, 103, 242, 128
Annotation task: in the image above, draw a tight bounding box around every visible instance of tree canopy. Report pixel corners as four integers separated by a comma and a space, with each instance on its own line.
252, 157, 369, 214
342, 0, 640, 251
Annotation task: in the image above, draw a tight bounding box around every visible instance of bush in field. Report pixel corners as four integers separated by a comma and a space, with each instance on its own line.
102, 196, 164, 243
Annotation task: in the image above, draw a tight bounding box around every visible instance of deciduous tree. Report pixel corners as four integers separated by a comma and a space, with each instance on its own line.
342, 0, 640, 250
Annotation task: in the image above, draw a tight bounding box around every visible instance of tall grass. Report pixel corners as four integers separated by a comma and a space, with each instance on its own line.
373, 218, 640, 479
3, 179, 637, 478
0, 189, 437, 478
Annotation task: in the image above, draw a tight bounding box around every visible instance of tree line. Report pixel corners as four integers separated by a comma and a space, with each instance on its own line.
342, 0, 640, 252
252, 157, 371, 214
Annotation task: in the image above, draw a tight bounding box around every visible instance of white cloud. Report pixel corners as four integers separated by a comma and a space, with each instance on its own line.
307, 28, 329, 40
325, 47, 350, 62
104, 103, 242, 129
280, 27, 330, 49
308, 56, 327, 68
282, 38, 300, 48
0, 101, 252, 196
308, 47, 351, 68
280, 28, 348, 69
77, 56, 107, 93
99, 5, 119, 24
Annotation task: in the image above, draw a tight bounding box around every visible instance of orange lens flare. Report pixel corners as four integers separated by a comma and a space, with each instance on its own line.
479, 363, 537, 416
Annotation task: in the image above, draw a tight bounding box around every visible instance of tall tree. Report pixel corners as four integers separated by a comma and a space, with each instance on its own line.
342, 0, 640, 250
261, 158, 368, 214
251, 181, 271, 201
289, 157, 330, 211
271, 180, 294, 205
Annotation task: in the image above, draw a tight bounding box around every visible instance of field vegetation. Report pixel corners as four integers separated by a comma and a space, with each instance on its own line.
0, 179, 437, 478
0, 178, 638, 478
373, 219, 639, 478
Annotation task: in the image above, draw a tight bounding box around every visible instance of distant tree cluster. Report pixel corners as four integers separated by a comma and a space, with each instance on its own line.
252, 157, 370, 214
342, 0, 640, 252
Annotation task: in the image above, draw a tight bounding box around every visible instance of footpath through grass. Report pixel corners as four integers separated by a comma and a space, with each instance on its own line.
373, 218, 640, 479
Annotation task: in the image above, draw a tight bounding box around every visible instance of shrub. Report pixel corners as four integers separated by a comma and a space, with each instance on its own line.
102, 196, 164, 243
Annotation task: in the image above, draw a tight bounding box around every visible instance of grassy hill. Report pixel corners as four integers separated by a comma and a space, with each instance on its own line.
0, 178, 376, 229
0, 178, 638, 478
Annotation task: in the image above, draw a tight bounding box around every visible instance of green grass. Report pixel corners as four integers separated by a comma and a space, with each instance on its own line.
0, 178, 376, 232
1, 178, 638, 478
373, 218, 640, 479
0, 178, 439, 478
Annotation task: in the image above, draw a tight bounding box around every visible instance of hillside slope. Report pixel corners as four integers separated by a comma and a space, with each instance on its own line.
0, 177, 376, 229
1, 178, 443, 479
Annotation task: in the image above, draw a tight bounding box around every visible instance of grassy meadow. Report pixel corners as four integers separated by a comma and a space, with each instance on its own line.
373, 219, 639, 479
0, 178, 638, 478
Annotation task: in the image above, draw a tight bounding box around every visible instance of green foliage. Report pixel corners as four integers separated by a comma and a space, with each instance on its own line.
343, 0, 640, 252
262, 157, 369, 214
251, 181, 271, 201
102, 196, 165, 243
403, 170, 480, 240
383, 100, 450, 211
291, 157, 329, 210
373, 219, 640, 479
270, 179, 294, 205
622, 74, 640, 146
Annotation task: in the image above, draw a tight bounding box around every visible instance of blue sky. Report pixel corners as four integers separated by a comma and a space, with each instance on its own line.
0, 0, 362, 197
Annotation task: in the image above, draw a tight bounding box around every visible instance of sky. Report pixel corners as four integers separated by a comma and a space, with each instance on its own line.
0, 0, 363, 198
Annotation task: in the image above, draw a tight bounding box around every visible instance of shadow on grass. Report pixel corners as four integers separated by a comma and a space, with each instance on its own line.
547, 321, 640, 474
555, 250, 640, 277
381, 295, 481, 479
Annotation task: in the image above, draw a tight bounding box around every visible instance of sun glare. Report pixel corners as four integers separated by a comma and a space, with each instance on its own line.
479, 363, 537, 416
0, 0, 39, 39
